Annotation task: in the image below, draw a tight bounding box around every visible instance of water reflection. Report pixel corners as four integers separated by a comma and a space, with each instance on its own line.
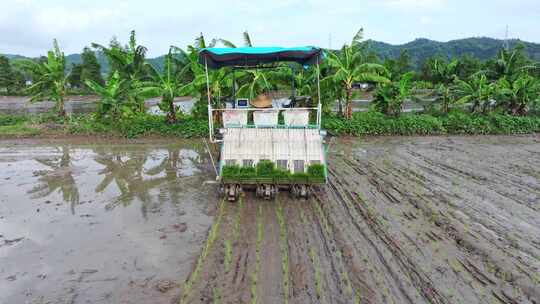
26, 142, 209, 217
28, 146, 80, 213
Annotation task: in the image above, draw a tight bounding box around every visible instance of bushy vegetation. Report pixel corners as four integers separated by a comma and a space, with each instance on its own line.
323, 111, 540, 136
0, 112, 208, 138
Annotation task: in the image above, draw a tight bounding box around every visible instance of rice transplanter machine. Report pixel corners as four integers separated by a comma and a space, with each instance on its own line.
199, 46, 327, 201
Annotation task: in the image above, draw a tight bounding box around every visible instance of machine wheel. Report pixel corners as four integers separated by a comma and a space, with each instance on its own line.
224, 184, 241, 202
292, 184, 309, 199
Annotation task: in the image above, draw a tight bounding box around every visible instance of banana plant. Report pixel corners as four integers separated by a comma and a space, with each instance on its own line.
18, 39, 69, 117
495, 74, 540, 115
325, 28, 390, 119
373, 72, 414, 117
85, 71, 131, 120
453, 74, 495, 113
92, 31, 148, 113
490, 46, 538, 82
137, 49, 185, 123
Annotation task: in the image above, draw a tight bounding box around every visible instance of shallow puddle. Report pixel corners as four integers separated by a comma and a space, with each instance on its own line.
0, 140, 216, 303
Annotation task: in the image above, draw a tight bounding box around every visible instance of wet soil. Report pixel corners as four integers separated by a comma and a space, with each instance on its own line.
0, 139, 216, 303
2, 135, 540, 303
181, 135, 540, 304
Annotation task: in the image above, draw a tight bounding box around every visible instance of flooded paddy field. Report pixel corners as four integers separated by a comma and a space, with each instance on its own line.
0, 140, 215, 303
2, 135, 540, 303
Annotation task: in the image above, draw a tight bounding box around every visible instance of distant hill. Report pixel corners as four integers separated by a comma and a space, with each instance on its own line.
367, 37, 540, 68
3, 37, 540, 73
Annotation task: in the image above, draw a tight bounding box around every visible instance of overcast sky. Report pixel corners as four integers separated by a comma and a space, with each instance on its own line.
1, 0, 539, 57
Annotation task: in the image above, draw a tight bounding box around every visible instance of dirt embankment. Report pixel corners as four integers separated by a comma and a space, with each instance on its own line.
181, 135, 540, 304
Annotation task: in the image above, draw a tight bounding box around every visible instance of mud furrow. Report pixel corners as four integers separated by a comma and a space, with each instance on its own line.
256, 200, 283, 303
337, 155, 535, 303
327, 173, 450, 304
282, 198, 320, 304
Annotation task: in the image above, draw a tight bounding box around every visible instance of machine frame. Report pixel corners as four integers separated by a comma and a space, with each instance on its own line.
199, 46, 327, 201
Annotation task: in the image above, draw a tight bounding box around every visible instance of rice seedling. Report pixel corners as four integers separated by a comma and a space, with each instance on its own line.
180, 199, 225, 304
309, 247, 323, 300
213, 287, 221, 304
224, 239, 232, 273
251, 205, 263, 304
275, 199, 289, 304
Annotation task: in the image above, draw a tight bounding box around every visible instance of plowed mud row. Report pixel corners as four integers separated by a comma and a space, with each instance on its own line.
181, 135, 540, 304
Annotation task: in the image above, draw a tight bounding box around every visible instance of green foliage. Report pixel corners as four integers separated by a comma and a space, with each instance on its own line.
325, 28, 390, 119
307, 164, 326, 180
0, 114, 28, 126
323, 111, 540, 136
0, 55, 25, 95
85, 71, 132, 120
138, 48, 191, 122
221, 162, 326, 183
18, 39, 69, 116
0, 124, 40, 136
68, 47, 104, 91
452, 73, 495, 113
117, 113, 208, 138
369, 37, 540, 69
372, 72, 414, 116
256, 160, 276, 177
495, 74, 540, 115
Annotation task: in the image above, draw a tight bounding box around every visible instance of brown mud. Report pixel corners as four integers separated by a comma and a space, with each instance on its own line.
181, 135, 540, 304
2, 135, 540, 303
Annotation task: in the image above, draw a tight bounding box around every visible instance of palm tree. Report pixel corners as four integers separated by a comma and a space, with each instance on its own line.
85, 71, 130, 120
453, 74, 495, 113
495, 74, 540, 115
138, 48, 185, 123
325, 29, 390, 119
19, 40, 69, 117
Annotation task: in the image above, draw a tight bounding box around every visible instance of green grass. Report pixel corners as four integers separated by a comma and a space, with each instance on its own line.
0, 124, 40, 136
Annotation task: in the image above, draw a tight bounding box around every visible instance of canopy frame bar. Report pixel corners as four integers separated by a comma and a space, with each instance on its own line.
203, 47, 324, 143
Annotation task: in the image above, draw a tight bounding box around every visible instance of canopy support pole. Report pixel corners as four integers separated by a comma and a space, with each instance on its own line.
232, 68, 236, 107
291, 65, 295, 100
205, 57, 214, 142
316, 57, 322, 128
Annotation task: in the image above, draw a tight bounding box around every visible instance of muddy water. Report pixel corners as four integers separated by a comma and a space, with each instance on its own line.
0, 140, 216, 304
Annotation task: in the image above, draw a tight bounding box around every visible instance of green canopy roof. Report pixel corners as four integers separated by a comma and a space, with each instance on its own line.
199, 46, 323, 69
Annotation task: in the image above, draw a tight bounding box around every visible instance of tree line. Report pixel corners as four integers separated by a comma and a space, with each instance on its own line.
0, 29, 539, 122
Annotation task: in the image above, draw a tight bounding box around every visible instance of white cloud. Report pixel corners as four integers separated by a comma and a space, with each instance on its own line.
382, 0, 447, 10
420, 16, 434, 24
0, 0, 538, 56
